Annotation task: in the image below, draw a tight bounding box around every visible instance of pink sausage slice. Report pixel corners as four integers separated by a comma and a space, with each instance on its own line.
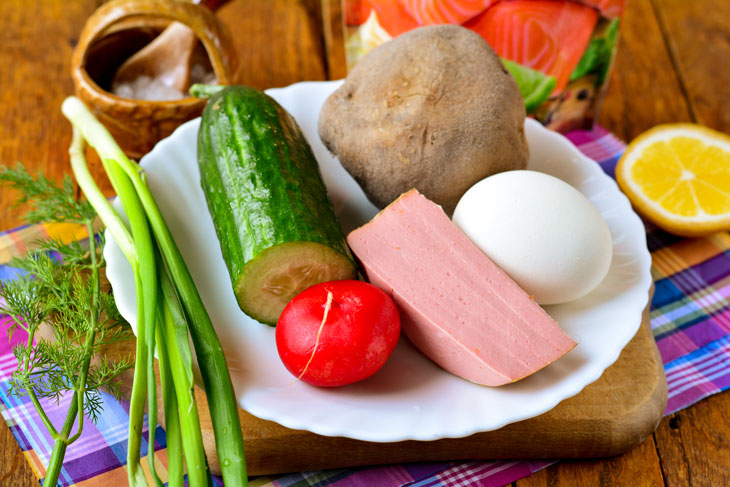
347, 189, 576, 386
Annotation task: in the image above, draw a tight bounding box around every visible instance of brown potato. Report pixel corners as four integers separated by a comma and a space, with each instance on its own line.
318, 25, 528, 215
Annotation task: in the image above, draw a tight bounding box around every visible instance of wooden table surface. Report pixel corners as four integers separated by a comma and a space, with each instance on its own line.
1, 0, 729, 485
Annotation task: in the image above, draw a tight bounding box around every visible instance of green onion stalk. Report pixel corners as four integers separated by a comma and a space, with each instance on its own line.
101, 136, 160, 486
64, 103, 215, 487
62, 96, 247, 487
157, 252, 210, 486
68, 127, 155, 486
155, 322, 182, 486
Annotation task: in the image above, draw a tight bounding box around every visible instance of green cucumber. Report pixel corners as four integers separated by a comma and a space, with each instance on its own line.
195, 85, 357, 325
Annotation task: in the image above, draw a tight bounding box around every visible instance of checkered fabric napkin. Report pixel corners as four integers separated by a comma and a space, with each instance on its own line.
2, 126, 729, 486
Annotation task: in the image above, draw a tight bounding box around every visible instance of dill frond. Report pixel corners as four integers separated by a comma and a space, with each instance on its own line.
0, 167, 132, 432
0, 164, 96, 224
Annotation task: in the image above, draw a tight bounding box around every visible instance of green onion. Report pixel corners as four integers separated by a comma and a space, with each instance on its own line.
156, 323, 183, 486
158, 254, 211, 487
62, 96, 247, 487
69, 126, 155, 486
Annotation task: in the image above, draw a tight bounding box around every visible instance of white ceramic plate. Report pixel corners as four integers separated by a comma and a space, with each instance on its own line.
105, 80, 652, 442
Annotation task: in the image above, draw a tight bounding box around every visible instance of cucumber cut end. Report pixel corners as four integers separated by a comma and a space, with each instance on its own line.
235, 241, 357, 325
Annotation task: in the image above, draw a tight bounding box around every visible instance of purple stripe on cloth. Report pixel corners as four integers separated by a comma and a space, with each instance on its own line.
264, 463, 450, 487
656, 253, 730, 301
326, 465, 423, 486
403, 463, 451, 480
407, 460, 553, 487
664, 334, 730, 414
651, 276, 730, 363
60, 444, 127, 483
656, 313, 730, 365
0, 314, 30, 349
564, 125, 624, 178
564, 125, 622, 156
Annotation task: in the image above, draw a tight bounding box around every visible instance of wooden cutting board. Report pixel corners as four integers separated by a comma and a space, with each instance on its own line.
89, 291, 666, 476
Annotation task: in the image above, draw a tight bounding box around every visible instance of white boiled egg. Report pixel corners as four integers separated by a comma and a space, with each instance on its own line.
452, 170, 612, 305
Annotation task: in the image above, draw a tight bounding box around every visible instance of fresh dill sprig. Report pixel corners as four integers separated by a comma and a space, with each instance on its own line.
0, 164, 132, 480
0, 163, 96, 224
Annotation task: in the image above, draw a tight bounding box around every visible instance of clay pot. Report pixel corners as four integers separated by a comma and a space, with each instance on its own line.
71, 0, 237, 159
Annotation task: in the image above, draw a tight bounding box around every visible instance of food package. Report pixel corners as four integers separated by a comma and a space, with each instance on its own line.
342, 0, 624, 133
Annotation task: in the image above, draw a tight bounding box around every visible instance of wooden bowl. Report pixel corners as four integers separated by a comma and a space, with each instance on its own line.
71, 0, 237, 159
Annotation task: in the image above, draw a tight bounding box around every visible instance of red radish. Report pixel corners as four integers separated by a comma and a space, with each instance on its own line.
400, 0, 495, 25
465, 0, 598, 93
276, 280, 401, 387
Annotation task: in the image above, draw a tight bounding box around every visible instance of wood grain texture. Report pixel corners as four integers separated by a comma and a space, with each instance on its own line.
321, 0, 347, 80
0, 422, 34, 487
0, 0, 96, 229
0, 1, 97, 485
513, 436, 666, 487
651, 0, 730, 132
595, 0, 692, 141
654, 395, 730, 487
217, 0, 327, 89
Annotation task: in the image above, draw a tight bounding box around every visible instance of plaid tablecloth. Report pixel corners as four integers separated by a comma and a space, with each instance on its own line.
2, 127, 730, 486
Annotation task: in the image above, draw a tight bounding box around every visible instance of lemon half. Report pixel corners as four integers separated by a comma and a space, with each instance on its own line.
616, 124, 730, 237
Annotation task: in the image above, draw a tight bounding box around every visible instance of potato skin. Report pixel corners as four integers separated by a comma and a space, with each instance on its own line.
318, 25, 528, 215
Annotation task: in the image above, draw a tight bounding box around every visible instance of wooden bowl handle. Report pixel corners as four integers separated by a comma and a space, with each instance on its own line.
72, 0, 237, 88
